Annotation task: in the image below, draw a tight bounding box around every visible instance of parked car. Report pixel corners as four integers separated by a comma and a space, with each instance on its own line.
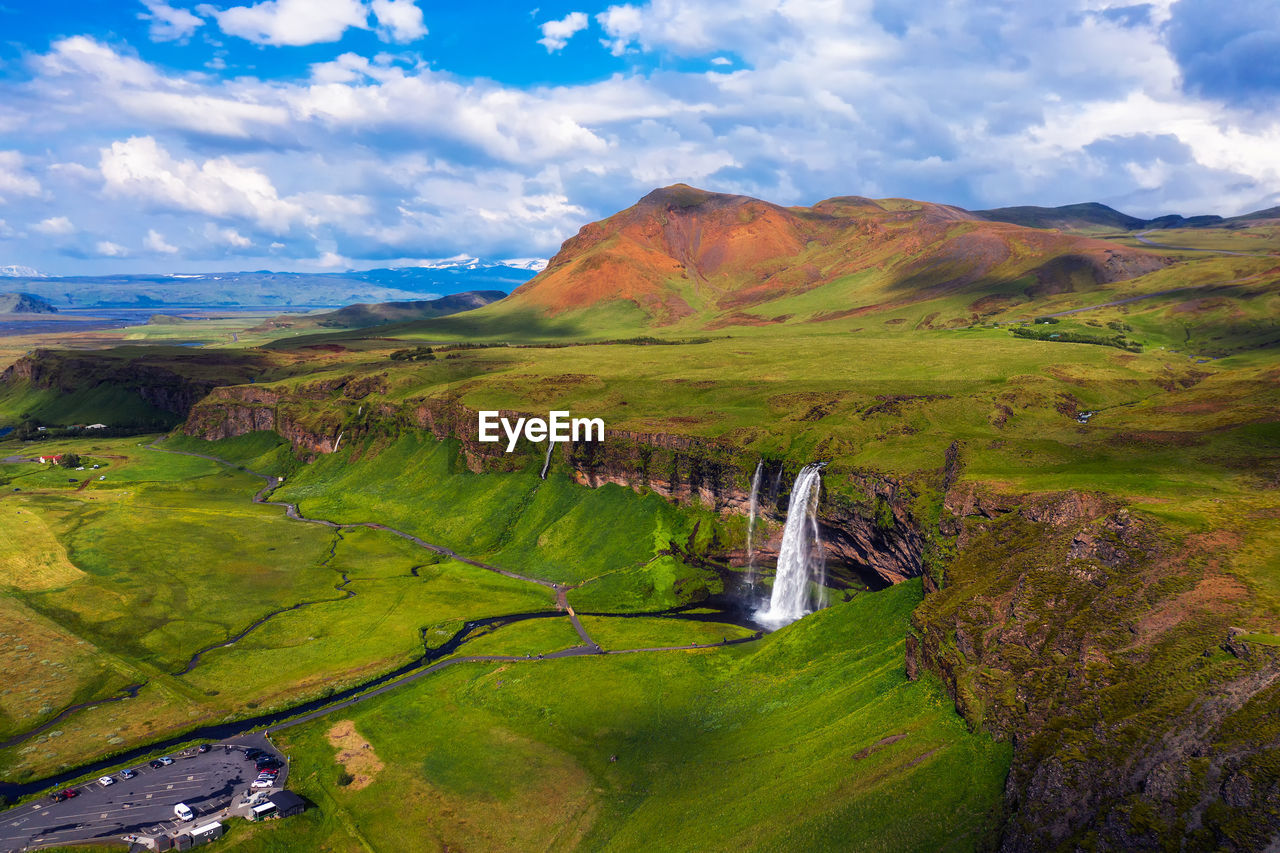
49, 791, 67, 803
157, 756, 174, 765
59, 788, 78, 799
250, 778, 274, 789
98, 776, 116, 787
257, 770, 279, 779
150, 759, 165, 769
243, 748, 264, 760
197, 743, 211, 753
256, 758, 282, 770
119, 768, 137, 780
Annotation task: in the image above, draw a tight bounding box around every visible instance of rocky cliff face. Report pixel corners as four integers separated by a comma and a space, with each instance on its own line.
907, 484, 1280, 851
183, 385, 925, 585
3, 348, 267, 420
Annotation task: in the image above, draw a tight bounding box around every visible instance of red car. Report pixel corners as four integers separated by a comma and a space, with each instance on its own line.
50, 787, 78, 802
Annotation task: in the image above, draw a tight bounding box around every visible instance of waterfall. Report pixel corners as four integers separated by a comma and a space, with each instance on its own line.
756, 464, 826, 628
745, 460, 763, 587
540, 441, 556, 480
332, 431, 344, 453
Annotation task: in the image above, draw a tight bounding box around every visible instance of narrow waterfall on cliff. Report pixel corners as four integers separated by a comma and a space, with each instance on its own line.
540, 440, 556, 480
756, 464, 826, 629
745, 460, 763, 588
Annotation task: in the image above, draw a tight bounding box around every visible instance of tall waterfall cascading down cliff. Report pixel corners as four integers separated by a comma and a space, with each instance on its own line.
757, 463, 827, 628
540, 440, 556, 480
745, 460, 763, 588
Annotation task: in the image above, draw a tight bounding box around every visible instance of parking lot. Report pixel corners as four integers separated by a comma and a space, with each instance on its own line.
0, 737, 286, 852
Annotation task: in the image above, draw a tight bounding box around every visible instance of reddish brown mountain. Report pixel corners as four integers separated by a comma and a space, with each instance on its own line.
505, 184, 1168, 327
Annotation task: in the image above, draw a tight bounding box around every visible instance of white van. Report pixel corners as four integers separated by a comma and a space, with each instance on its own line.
174, 803, 194, 822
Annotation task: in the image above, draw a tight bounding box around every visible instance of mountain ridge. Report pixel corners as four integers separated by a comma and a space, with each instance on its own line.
501, 184, 1168, 328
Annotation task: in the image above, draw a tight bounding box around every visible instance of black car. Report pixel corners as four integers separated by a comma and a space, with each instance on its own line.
256, 758, 282, 771
149, 759, 165, 769
197, 744, 211, 753
243, 748, 264, 760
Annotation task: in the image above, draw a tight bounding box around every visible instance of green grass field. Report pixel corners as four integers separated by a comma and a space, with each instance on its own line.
224, 582, 1011, 853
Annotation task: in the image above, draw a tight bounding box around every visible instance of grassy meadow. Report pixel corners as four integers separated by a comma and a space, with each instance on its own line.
215, 582, 1011, 853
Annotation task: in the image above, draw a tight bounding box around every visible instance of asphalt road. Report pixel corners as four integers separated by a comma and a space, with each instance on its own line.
0, 738, 283, 853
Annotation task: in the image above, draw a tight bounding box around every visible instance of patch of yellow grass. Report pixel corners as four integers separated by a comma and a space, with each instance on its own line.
327, 719, 384, 790
0, 595, 122, 743
0, 501, 84, 590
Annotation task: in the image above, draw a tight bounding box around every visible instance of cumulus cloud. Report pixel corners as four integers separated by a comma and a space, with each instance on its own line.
371, 0, 426, 43
202, 0, 369, 46
95, 240, 128, 257
0, 152, 42, 201
206, 223, 253, 247
33, 216, 75, 236
138, 0, 204, 42
6, 0, 1280, 274
200, 0, 425, 46
34, 38, 288, 140
539, 12, 589, 52
99, 136, 307, 230
144, 228, 180, 253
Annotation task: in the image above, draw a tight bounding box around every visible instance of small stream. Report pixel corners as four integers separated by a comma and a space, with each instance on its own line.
0, 442, 774, 804
0, 611, 549, 803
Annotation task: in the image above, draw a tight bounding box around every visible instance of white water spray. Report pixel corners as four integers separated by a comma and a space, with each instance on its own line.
756, 464, 826, 628
745, 461, 763, 587
540, 441, 557, 480
333, 431, 344, 453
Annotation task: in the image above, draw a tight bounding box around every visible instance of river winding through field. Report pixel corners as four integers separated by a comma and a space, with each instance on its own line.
0, 438, 763, 801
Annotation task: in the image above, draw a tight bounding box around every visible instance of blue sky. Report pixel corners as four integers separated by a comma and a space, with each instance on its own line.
0, 0, 1276, 274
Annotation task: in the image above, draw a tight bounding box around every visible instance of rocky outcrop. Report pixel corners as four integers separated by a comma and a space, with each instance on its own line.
909, 484, 1280, 852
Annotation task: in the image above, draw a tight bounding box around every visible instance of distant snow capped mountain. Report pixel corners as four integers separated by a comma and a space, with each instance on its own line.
406, 256, 548, 272
497, 258, 549, 272
0, 264, 47, 278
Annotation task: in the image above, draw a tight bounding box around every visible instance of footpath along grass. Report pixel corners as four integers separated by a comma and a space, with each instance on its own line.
227, 581, 1009, 853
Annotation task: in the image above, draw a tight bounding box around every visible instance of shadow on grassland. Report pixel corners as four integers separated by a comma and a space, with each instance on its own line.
264, 308, 594, 350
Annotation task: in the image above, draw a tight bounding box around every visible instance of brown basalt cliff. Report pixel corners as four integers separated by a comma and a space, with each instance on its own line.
183, 385, 924, 585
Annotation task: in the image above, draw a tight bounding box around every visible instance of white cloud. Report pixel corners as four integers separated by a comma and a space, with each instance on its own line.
208, 225, 252, 247
99, 136, 306, 231
35, 36, 158, 88
0, 152, 41, 201
95, 240, 128, 256
371, 0, 426, 43
35, 38, 289, 140
144, 228, 179, 253
597, 4, 644, 55
138, 0, 204, 42
539, 11, 589, 52
33, 216, 75, 236
7, 0, 1280, 275
205, 0, 369, 46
